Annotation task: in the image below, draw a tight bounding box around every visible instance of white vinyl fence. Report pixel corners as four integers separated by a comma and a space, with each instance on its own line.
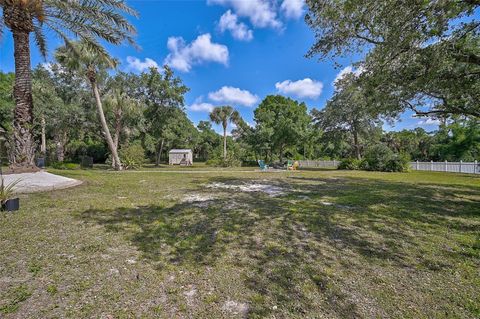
297, 160, 339, 168
410, 161, 480, 174
296, 159, 480, 174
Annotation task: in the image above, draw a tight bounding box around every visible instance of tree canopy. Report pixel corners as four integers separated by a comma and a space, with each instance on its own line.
306, 0, 480, 118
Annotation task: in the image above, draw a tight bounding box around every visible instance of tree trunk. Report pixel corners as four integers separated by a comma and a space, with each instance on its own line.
89, 77, 122, 170
113, 110, 122, 150
155, 139, 164, 166
223, 124, 227, 159
40, 116, 46, 155
111, 112, 122, 169
11, 29, 36, 169
279, 144, 284, 163
54, 131, 67, 162
353, 129, 361, 160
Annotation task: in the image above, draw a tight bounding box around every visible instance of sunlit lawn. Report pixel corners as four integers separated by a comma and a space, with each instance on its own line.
0, 168, 479, 318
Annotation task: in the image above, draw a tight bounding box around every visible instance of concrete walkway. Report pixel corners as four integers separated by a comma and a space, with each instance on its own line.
3, 171, 82, 194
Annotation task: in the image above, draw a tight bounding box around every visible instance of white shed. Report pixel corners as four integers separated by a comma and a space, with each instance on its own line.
169, 149, 193, 165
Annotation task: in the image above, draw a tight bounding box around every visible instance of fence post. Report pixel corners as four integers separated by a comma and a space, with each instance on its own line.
459, 160, 462, 173
444, 160, 448, 172
333, 159, 336, 168
475, 160, 478, 174
416, 160, 419, 170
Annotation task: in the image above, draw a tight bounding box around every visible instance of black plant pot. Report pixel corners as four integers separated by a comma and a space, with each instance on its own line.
2, 198, 19, 211
36, 157, 46, 169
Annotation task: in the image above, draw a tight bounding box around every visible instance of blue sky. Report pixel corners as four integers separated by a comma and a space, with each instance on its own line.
0, 0, 444, 134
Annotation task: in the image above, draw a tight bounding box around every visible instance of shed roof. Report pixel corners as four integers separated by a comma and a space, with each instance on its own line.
169, 149, 192, 153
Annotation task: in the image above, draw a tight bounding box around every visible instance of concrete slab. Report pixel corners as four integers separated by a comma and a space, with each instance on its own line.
2, 171, 82, 194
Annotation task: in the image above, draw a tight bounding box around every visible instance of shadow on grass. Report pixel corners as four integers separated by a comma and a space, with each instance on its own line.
79, 174, 480, 317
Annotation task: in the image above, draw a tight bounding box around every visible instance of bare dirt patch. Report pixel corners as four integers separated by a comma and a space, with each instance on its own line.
205, 181, 285, 197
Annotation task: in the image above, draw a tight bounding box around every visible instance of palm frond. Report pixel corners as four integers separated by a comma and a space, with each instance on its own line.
0, 16, 4, 41
33, 22, 48, 58
43, 0, 137, 47
0, 177, 22, 203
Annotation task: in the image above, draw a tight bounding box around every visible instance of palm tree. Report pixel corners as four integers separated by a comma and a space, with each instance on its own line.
104, 74, 142, 168
209, 106, 240, 159
55, 41, 122, 170
0, 0, 137, 169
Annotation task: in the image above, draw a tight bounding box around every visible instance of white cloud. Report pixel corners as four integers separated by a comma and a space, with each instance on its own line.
275, 78, 323, 99
164, 33, 229, 72
41, 62, 54, 73
208, 0, 281, 28
126, 56, 159, 73
190, 102, 215, 112
208, 86, 259, 107
219, 10, 254, 41
333, 65, 364, 87
281, 0, 304, 19
418, 118, 441, 126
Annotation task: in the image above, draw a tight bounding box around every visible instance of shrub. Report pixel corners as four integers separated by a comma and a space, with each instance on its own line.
362, 145, 410, 172
50, 162, 79, 170
384, 153, 410, 172
363, 144, 394, 171
206, 154, 241, 167
119, 143, 146, 170
338, 158, 362, 170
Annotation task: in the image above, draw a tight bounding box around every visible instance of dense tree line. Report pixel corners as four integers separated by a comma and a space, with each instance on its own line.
1, 62, 478, 168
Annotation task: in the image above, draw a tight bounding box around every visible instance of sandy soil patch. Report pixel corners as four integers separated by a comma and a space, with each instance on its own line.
205, 181, 285, 197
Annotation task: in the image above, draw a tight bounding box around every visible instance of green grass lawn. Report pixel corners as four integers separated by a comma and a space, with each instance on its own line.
0, 168, 479, 318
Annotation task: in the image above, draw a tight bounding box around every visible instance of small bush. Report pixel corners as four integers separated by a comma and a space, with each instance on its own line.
119, 143, 146, 170
363, 144, 394, 171
384, 154, 410, 172
338, 158, 362, 170
206, 154, 241, 167
362, 145, 409, 172
50, 162, 79, 170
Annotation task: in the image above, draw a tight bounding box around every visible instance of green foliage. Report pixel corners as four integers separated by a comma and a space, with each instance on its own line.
141, 66, 190, 163
305, 0, 480, 118
312, 74, 382, 159
196, 121, 221, 161
384, 154, 411, 173
0, 285, 31, 314
46, 284, 58, 296
0, 177, 21, 204
362, 145, 410, 172
1, 0, 137, 59
68, 139, 108, 164
254, 95, 311, 161
0, 72, 14, 132
206, 153, 242, 167
338, 158, 362, 170
209, 106, 241, 159
119, 143, 146, 170
50, 162, 80, 170
363, 144, 395, 172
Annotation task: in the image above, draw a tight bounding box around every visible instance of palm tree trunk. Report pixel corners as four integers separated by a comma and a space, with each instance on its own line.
11, 29, 36, 169
40, 116, 46, 155
113, 110, 122, 150
111, 113, 122, 169
54, 131, 67, 162
223, 124, 227, 159
89, 78, 122, 170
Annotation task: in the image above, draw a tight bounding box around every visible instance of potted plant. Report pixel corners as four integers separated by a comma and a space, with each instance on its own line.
0, 176, 21, 212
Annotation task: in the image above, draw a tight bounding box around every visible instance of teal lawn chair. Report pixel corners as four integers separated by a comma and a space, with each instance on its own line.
258, 160, 269, 171
286, 160, 293, 170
